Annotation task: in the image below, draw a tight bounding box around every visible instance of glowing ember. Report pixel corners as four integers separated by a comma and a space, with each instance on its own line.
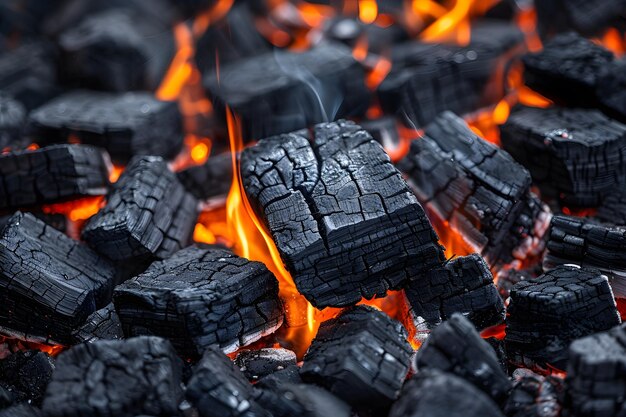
358, 0, 378, 25
41, 196, 104, 222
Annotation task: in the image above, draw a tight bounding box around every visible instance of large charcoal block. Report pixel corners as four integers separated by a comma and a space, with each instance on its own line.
564, 323, 626, 417
177, 152, 233, 201
0, 94, 26, 150
0, 144, 109, 210
300, 306, 413, 413
0, 350, 54, 406
0, 212, 116, 344
505, 266, 621, 370
241, 120, 444, 308
535, 0, 626, 36
405, 254, 505, 332
113, 246, 284, 357
205, 43, 370, 139
71, 303, 123, 344
501, 106, 626, 206
504, 368, 563, 417
0, 212, 67, 235
28, 91, 183, 164
82, 156, 198, 263
42, 336, 183, 417
255, 383, 351, 417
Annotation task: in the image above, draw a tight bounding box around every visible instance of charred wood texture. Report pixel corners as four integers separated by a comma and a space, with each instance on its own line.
205, 43, 370, 139
0, 212, 67, 234
544, 215, 626, 297
82, 156, 198, 263
71, 303, 123, 344
300, 306, 413, 413
0, 212, 116, 344
113, 246, 283, 357
0, 350, 54, 406
564, 323, 626, 417
501, 106, 626, 206
255, 383, 351, 417
405, 254, 504, 332
177, 152, 233, 201
235, 348, 297, 381
0, 94, 26, 150
241, 120, 444, 308
389, 369, 505, 417
0, 144, 109, 210
399, 111, 545, 265
505, 265, 621, 370
504, 368, 563, 417
413, 314, 511, 403
28, 91, 184, 164
595, 190, 626, 225
42, 336, 183, 417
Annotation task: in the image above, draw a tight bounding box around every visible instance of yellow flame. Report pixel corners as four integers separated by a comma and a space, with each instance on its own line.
359, 0, 378, 24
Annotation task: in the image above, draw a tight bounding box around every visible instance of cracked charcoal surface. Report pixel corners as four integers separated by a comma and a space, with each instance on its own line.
186, 345, 271, 417
177, 152, 233, 201
504, 368, 563, 417
71, 303, 123, 344
414, 314, 511, 403
0, 404, 42, 417
0, 212, 116, 344
505, 265, 621, 370
501, 106, 626, 206
235, 348, 296, 381
0, 350, 54, 406
0, 144, 109, 210
82, 156, 198, 263
389, 369, 505, 417
563, 323, 626, 417
597, 59, 626, 122
0, 212, 67, 235
205, 43, 370, 139
255, 383, 351, 417
42, 336, 183, 417
28, 91, 184, 164
398, 111, 540, 266
0, 94, 26, 150
300, 306, 413, 413
113, 245, 283, 357
544, 215, 626, 298
241, 119, 445, 308
405, 254, 505, 331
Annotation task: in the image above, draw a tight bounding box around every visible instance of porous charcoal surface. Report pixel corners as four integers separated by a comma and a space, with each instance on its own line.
504, 368, 563, 417
0, 350, 54, 406
177, 152, 233, 201
0, 94, 25, 150
235, 348, 296, 381
71, 303, 123, 344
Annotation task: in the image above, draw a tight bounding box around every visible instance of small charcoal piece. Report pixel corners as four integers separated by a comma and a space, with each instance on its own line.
82, 156, 198, 263
0, 404, 41, 417
58, 9, 174, 91
389, 369, 505, 417
564, 323, 626, 417
595, 190, 626, 225
113, 246, 283, 357
71, 303, 123, 344
501, 106, 626, 206
405, 254, 505, 332
505, 265, 621, 370
241, 120, 444, 308
413, 314, 511, 403
235, 348, 297, 381
504, 368, 563, 417
42, 336, 183, 417
28, 91, 183, 164
300, 306, 413, 413
205, 43, 370, 139
256, 365, 302, 389
0, 94, 26, 150
0, 350, 54, 406
398, 111, 545, 265
255, 383, 351, 417
186, 346, 271, 417
535, 0, 626, 36
0, 212, 116, 344
177, 152, 233, 201
544, 215, 626, 297
0, 144, 109, 210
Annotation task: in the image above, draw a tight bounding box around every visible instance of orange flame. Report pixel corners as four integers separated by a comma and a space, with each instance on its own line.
359, 0, 378, 24
41, 196, 104, 222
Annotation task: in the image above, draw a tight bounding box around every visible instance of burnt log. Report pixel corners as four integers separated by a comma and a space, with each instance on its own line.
255, 383, 351, 417
235, 348, 296, 381
205, 43, 370, 139
82, 156, 198, 263
413, 314, 511, 403
71, 303, 123, 344
0, 144, 109, 210
177, 152, 233, 202
0, 94, 26, 150
563, 323, 626, 417
241, 120, 444, 308
113, 245, 283, 357
0, 212, 117, 344
389, 369, 505, 417
300, 306, 413, 414
0, 404, 41, 417
42, 336, 183, 417
28, 91, 183, 164
504, 368, 563, 417
405, 254, 505, 333
501, 106, 626, 206
505, 265, 621, 370
0, 350, 54, 406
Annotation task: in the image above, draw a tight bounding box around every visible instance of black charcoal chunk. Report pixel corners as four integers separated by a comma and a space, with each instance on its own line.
405, 254, 505, 332
0, 350, 54, 406
0, 144, 109, 210
504, 368, 563, 417
595, 190, 626, 225
82, 156, 198, 263
255, 383, 351, 417
597, 59, 626, 122
42, 336, 183, 417
235, 348, 296, 381
505, 265, 621, 370
0, 385, 12, 408
71, 303, 123, 344
300, 306, 413, 413
177, 153, 233, 201
241, 120, 444, 308
497, 267, 534, 300
564, 323, 626, 417
28, 91, 183, 164
0, 212, 67, 235
501, 106, 626, 206
205, 43, 370, 139
0, 94, 25, 150
0, 212, 116, 344
485, 337, 508, 373
0, 404, 41, 417
113, 246, 283, 357
256, 365, 302, 389
389, 369, 505, 417
535, 0, 626, 37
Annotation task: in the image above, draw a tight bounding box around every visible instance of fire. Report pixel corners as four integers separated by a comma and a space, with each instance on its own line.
593, 27, 626, 57
41, 196, 104, 222
359, 0, 378, 25
0, 336, 65, 358
419, 0, 473, 45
